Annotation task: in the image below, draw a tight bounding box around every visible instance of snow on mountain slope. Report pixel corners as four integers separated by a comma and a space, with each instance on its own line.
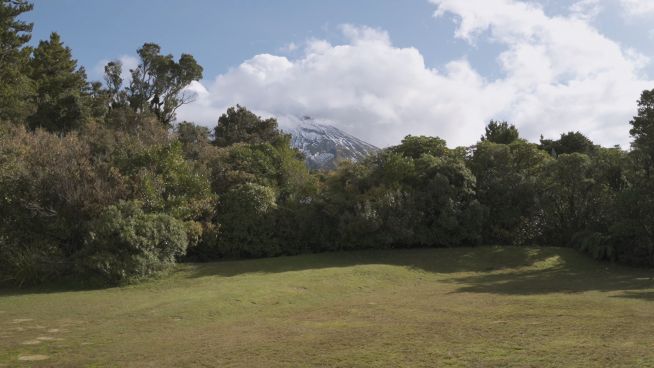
281, 117, 380, 170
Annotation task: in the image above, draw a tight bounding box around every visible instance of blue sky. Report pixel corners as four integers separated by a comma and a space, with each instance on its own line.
26, 1, 485, 78
24, 0, 654, 147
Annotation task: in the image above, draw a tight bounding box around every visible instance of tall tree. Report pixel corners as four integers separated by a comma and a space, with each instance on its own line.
28, 32, 88, 132
469, 140, 550, 245
481, 120, 520, 144
630, 88, 654, 176
126, 43, 203, 126
0, 0, 34, 121
104, 60, 127, 109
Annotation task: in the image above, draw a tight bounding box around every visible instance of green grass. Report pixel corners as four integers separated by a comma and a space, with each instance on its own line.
1, 246, 654, 367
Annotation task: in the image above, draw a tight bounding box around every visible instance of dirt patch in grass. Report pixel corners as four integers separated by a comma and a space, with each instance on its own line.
10, 319, 33, 324
36, 336, 62, 341
17, 355, 49, 361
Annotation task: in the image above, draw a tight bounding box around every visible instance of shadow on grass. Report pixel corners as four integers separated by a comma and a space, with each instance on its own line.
181, 246, 654, 301
3, 246, 653, 301
0, 276, 119, 297
179, 246, 549, 278
182, 246, 654, 300
610, 290, 654, 301
444, 250, 654, 300
2, 246, 538, 297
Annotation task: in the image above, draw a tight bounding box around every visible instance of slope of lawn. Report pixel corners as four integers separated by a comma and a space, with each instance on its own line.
1, 246, 653, 367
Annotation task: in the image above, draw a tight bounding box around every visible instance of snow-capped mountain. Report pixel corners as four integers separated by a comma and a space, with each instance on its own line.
282, 117, 380, 170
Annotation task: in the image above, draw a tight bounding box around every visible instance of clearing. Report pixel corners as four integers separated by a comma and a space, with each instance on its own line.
1, 246, 653, 367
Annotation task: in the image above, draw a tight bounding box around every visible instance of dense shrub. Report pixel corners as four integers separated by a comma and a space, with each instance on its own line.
210, 183, 279, 258
608, 186, 654, 266
0, 120, 215, 285
319, 140, 484, 250
78, 201, 189, 284
0, 125, 119, 283
0, 237, 66, 286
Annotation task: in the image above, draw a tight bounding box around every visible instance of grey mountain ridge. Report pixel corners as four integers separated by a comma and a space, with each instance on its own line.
283, 118, 380, 170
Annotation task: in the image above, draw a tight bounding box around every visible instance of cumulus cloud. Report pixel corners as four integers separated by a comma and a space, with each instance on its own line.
620, 0, 654, 17
432, 0, 651, 145
569, 0, 602, 21
178, 25, 504, 147
177, 1, 652, 148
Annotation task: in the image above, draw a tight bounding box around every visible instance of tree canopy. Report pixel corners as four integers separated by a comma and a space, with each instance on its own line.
2, 1, 654, 286
481, 120, 520, 144
0, 0, 34, 121
28, 32, 88, 132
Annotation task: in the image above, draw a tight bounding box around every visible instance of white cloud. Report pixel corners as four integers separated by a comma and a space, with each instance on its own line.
178, 26, 505, 147
620, 0, 654, 17
279, 42, 299, 53
431, 0, 651, 145
177, 2, 652, 148
91, 55, 139, 85
569, 0, 602, 21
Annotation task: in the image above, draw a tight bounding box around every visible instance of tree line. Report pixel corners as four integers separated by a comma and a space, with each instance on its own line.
1, 1, 653, 286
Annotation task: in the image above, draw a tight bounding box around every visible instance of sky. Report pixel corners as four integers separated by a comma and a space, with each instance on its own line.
25, 0, 654, 148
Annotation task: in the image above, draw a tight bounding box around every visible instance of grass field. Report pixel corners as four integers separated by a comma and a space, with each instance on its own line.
1, 246, 653, 367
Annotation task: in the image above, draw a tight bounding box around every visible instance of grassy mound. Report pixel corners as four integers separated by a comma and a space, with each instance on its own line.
1, 246, 653, 367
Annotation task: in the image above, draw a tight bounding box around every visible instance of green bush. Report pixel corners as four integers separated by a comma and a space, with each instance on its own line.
78, 201, 189, 284
212, 183, 279, 258
0, 237, 67, 286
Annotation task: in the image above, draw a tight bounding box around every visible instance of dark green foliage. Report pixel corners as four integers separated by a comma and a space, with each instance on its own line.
27, 32, 89, 132
214, 105, 288, 147
539, 131, 596, 156
0, 125, 118, 284
603, 88, 654, 265
0, 120, 215, 285
469, 140, 549, 245
609, 186, 654, 265
390, 135, 447, 159
79, 201, 188, 284
212, 183, 279, 257
176, 121, 211, 160
126, 43, 203, 126
629, 89, 654, 175
0, 1, 32, 61
536, 148, 631, 262
209, 143, 280, 191
0, 0, 34, 122
538, 153, 599, 245
481, 120, 519, 144
3, 4, 654, 287
318, 138, 484, 250
104, 61, 124, 107
191, 106, 316, 260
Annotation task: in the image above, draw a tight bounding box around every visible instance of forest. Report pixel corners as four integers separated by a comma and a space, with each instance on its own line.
1, 0, 654, 288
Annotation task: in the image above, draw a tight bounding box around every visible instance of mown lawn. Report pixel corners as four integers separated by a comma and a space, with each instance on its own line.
1, 246, 653, 367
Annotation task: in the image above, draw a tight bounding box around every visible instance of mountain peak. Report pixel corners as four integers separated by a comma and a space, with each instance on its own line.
281, 117, 379, 170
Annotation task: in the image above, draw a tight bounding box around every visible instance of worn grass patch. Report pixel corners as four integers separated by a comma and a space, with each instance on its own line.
1, 246, 653, 367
